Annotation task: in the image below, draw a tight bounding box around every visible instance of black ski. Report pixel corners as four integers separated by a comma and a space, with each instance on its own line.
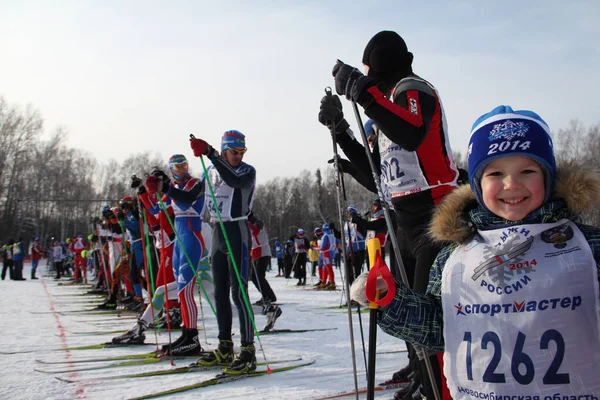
54, 357, 303, 382
126, 360, 315, 400
259, 328, 337, 334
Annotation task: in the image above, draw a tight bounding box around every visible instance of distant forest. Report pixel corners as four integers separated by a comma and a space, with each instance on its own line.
1, 96, 598, 249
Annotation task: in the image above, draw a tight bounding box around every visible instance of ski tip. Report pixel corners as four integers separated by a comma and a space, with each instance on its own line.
55, 376, 76, 384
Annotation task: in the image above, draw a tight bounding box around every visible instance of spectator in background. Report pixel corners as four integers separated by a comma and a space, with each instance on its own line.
53, 241, 65, 280
308, 228, 322, 278
1, 239, 15, 280
30, 237, 43, 280
274, 240, 284, 277
12, 237, 25, 281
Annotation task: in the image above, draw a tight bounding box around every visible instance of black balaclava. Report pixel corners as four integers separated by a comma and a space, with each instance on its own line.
362, 31, 413, 91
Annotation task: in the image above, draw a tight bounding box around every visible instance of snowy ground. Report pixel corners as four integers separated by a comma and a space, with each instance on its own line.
0, 261, 408, 400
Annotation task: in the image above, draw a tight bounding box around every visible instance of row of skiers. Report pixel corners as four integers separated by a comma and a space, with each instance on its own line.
58, 130, 282, 376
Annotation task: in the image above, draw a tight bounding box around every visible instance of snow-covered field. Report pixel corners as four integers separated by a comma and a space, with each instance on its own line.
0, 261, 407, 400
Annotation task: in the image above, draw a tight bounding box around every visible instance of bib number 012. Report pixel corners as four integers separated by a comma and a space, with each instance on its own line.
381, 157, 405, 182
463, 329, 569, 385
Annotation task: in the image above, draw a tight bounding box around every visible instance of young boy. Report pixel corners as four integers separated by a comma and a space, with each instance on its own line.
351, 105, 600, 398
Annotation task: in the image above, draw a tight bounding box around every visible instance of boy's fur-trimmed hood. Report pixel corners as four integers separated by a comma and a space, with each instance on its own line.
429, 162, 600, 243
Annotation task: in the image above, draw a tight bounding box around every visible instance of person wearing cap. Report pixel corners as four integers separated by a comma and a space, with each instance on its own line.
283, 239, 294, 278
309, 228, 323, 278
145, 154, 212, 356
52, 240, 64, 280
69, 234, 89, 284
344, 206, 367, 284
352, 106, 600, 397
189, 130, 258, 374
316, 223, 337, 289
274, 240, 285, 277
318, 30, 459, 399
248, 218, 282, 331
30, 237, 43, 280
12, 237, 25, 281
114, 197, 145, 311
1, 239, 15, 280
288, 228, 310, 286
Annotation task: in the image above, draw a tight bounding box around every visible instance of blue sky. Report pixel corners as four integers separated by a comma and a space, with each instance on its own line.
1, 1, 598, 183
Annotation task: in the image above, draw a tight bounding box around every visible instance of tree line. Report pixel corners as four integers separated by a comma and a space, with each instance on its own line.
1, 95, 598, 248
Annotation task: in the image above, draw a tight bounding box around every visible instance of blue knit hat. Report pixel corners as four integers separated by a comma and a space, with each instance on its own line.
221, 130, 246, 151
468, 105, 556, 208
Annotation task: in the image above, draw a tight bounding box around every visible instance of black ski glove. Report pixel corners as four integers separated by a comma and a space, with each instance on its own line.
332, 60, 374, 102
318, 94, 350, 135
130, 175, 142, 189
151, 169, 171, 192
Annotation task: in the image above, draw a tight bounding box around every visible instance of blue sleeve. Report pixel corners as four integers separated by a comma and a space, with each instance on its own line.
166, 179, 203, 210
208, 156, 256, 189
124, 215, 141, 237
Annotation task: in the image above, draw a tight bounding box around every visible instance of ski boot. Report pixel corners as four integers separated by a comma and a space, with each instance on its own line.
96, 299, 117, 310
195, 339, 234, 366
167, 307, 182, 329
223, 344, 256, 375
87, 287, 107, 295
120, 293, 134, 305
262, 305, 282, 332
124, 296, 144, 312
112, 320, 147, 344
160, 328, 187, 353
393, 378, 420, 400
166, 328, 204, 356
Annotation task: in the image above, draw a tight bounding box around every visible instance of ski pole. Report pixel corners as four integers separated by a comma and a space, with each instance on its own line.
365, 238, 381, 400
345, 221, 368, 378
153, 193, 213, 345
154, 196, 216, 316
325, 87, 360, 399
137, 200, 160, 350
191, 135, 271, 370
349, 101, 441, 400
136, 186, 178, 350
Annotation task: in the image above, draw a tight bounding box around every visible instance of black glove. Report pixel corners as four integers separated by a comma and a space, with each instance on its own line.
116, 211, 125, 221
137, 185, 147, 195
327, 156, 357, 175
130, 175, 142, 189
318, 94, 350, 135
151, 169, 171, 192
332, 60, 373, 102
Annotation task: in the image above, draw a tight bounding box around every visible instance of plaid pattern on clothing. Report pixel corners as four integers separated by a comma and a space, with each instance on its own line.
378, 201, 600, 351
